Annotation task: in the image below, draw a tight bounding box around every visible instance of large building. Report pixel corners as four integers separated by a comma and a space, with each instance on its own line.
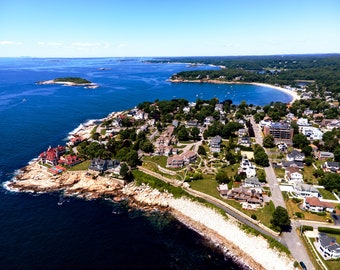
263, 122, 294, 145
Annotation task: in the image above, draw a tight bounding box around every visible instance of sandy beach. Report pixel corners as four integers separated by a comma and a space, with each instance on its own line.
250, 82, 300, 105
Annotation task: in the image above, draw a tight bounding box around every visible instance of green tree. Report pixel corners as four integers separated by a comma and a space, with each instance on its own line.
191, 127, 200, 141
319, 173, 340, 192
292, 133, 309, 149
216, 170, 229, 184
271, 206, 291, 232
263, 134, 275, 148
334, 146, 340, 162
197, 145, 207, 156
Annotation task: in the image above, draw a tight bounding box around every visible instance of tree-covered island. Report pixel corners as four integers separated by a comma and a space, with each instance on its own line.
37, 77, 99, 88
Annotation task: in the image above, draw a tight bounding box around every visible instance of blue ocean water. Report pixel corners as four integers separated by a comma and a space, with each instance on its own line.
0, 58, 291, 269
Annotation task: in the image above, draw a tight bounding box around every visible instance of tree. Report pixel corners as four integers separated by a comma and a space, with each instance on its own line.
190, 127, 200, 141
216, 170, 229, 184
254, 146, 269, 167
197, 145, 207, 156
263, 134, 275, 148
334, 147, 340, 162
319, 173, 340, 192
271, 206, 291, 232
292, 133, 309, 149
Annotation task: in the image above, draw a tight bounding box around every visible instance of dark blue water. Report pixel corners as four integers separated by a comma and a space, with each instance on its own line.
0, 58, 290, 269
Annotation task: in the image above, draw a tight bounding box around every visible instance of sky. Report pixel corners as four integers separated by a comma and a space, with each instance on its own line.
1, 0, 340, 57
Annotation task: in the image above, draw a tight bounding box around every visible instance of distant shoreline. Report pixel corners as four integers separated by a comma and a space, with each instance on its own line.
169, 79, 300, 104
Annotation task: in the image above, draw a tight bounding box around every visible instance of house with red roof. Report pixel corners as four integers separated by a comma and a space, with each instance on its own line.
58, 155, 82, 167
304, 197, 335, 213
39, 145, 66, 166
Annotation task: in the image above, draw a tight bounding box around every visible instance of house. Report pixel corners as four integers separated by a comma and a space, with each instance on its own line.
239, 158, 256, 178
285, 167, 303, 184
282, 160, 304, 169
300, 126, 323, 141
58, 155, 82, 167
287, 150, 305, 162
304, 197, 335, 213
323, 161, 340, 173
88, 158, 108, 173
317, 151, 334, 161
88, 159, 121, 174
186, 120, 198, 128
297, 118, 309, 126
237, 128, 248, 137
39, 145, 66, 166
166, 155, 184, 168
317, 233, 340, 259
243, 177, 262, 188
210, 135, 222, 153
226, 187, 263, 207
182, 150, 197, 164
204, 116, 215, 126
239, 137, 251, 148
217, 184, 229, 196
293, 183, 320, 198
277, 142, 288, 152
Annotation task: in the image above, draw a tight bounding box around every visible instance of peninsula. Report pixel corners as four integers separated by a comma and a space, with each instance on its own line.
37, 77, 99, 88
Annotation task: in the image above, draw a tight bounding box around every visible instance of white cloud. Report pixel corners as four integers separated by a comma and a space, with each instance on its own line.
71, 42, 101, 47
118, 43, 128, 48
0, 40, 22, 46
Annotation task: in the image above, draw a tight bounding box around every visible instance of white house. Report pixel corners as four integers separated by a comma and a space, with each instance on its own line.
293, 183, 319, 198
297, 118, 309, 126
285, 167, 303, 184
240, 158, 256, 178
304, 197, 335, 213
300, 126, 323, 140
317, 233, 340, 259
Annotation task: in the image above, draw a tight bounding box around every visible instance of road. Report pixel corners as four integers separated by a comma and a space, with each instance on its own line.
250, 116, 315, 270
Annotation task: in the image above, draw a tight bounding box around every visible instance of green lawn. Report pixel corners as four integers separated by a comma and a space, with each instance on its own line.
189, 176, 220, 198
301, 165, 318, 184
318, 188, 337, 200
68, 160, 91, 171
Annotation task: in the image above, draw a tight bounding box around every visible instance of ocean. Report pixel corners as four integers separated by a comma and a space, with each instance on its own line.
0, 58, 291, 269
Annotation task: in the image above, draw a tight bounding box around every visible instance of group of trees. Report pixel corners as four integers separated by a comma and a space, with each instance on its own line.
253, 144, 269, 167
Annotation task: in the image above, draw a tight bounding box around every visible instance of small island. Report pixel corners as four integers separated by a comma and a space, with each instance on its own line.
37, 77, 99, 89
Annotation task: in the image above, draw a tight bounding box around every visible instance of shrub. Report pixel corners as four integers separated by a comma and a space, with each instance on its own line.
251, 214, 257, 220
301, 225, 313, 232
295, 212, 304, 218
318, 227, 340, 235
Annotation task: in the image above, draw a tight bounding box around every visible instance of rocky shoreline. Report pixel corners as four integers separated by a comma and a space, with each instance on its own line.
4, 161, 295, 270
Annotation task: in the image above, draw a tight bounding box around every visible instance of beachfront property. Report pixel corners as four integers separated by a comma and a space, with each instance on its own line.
262, 122, 294, 145
58, 155, 82, 167
166, 150, 197, 168
88, 158, 120, 174
303, 197, 335, 213
39, 145, 66, 166
316, 233, 340, 259
225, 187, 263, 208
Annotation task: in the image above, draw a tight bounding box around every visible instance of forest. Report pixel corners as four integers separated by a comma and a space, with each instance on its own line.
156, 54, 340, 94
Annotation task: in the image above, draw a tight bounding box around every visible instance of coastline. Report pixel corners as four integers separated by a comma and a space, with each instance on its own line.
169, 78, 300, 105
3, 98, 297, 269
4, 164, 295, 269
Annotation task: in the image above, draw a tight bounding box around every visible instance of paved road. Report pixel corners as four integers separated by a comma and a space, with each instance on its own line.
249, 116, 315, 270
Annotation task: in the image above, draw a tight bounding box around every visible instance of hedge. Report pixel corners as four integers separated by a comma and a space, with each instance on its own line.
318, 227, 340, 235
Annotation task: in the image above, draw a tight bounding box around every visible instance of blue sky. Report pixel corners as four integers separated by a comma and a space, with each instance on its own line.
1, 0, 339, 57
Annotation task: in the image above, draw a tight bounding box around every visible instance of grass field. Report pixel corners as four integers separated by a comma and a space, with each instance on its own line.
68, 160, 91, 171
318, 188, 337, 200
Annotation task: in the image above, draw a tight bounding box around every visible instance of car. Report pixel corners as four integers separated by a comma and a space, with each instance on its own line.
332, 214, 338, 220
299, 261, 307, 270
